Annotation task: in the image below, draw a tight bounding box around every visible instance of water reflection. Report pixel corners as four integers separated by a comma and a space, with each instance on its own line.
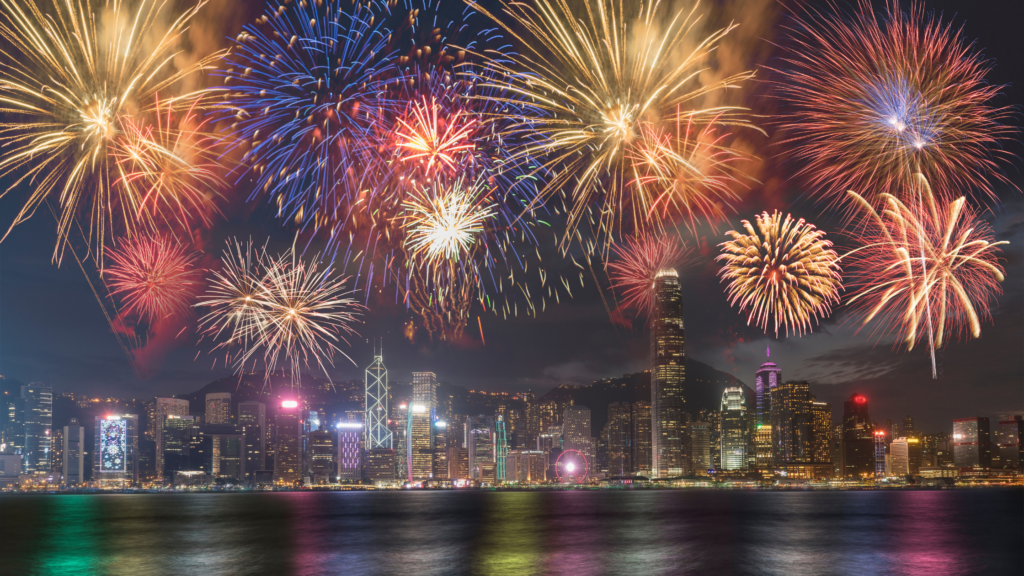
472, 492, 544, 575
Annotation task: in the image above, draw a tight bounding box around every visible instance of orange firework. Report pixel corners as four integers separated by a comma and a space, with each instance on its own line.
395, 96, 478, 178
717, 211, 842, 337
844, 178, 1006, 353
104, 235, 201, 322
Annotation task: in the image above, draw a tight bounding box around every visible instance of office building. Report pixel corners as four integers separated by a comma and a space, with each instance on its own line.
651, 268, 685, 478
874, 430, 887, 477
238, 401, 266, 479
505, 450, 548, 482
0, 454, 22, 488
770, 380, 812, 466
466, 415, 494, 481
365, 353, 392, 450
495, 415, 509, 481
605, 403, 633, 476
890, 437, 911, 476
720, 388, 747, 471
336, 423, 363, 481
410, 372, 437, 480
953, 417, 992, 469
94, 414, 139, 487
448, 447, 469, 480
153, 397, 190, 479
366, 448, 396, 483
687, 421, 711, 475
840, 394, 875, 479
162, 415, 195, 480
754, 347, 781, 427
22, 382, 52, 474
995, 418, 1022, 469
50, 427, 63, 476
810, 401, 833, 471
205, 393, 232, 425
205, 425, 243, 480
274, 401, 301, 485
562, 406, 593, 466
62, 418, 85, 485
309, 430, 334, 483
632, 401, 652, 475
433, 420, 450, 480
394, 402, 409, 480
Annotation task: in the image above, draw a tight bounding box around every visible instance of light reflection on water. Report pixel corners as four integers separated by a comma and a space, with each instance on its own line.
1, 489, 1019, 576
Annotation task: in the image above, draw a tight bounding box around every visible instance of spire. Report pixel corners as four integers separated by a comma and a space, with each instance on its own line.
766, 345, 770, 359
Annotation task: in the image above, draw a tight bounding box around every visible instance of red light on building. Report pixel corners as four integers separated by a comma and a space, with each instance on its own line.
854, 395, 866, 404
874, 430, 885, 436
281, 400, 298, 409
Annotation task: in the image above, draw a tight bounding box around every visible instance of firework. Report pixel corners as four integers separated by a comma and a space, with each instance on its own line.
608, 233, 692, 320
466, 0, 760, 244
0, 0, 217, 258
717, 212, 842, 337
772, 0, 1015, 209
844, 179, 1006, 358
395, 96, 478, 178
198, 239, 364, 385
217, 0, 397, 242
104, 235, 201, 322
403, 177, 496, 266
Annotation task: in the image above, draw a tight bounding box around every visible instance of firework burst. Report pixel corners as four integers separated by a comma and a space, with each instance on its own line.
0, 0, 217, 259
403, 177, 496, 267
104, 235, 201, 322
717, 211, 842, 337
198, 239, 364, 386
844, 179, 1006, 355
608, 233, 692, 320
395, 96, 478, 178
772, 0, 1015, 210
466, 0, 760, 244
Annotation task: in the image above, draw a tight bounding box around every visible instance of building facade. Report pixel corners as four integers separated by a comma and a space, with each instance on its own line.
238, 401, 266, 479
22, 382, 52, 474
995, 417, 1023, 469
410, 372, 437, 480
651, 269, 686, 478
274, 401, 301, 485
720, 388, 747, 471
93, 414, 139, 487
953, 417, 992, 469
154, 397, 190, 479
62, 418, 85, 485
841, 394, 875, 479
205, 393, 232, 425
365, 354, 392, 450
336, 423, 363, 481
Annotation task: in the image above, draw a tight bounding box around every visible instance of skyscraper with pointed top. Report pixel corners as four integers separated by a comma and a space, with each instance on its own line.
365, 344, 392, 450
651, 268, 685, 478
754, 347, 781, 428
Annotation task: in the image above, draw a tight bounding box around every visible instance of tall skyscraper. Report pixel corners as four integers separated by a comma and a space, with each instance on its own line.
841, 394, 875, 479
953, 417, 992, 468
890, 437, 910, 476
365, 448, 396, 483
995, 418, 1023, 469
161, 415, 195, 479
810, 400, 833, 474
410, 372, 437, 479
495, 415, 509, 481
720, 388, 747, 471
771, 381, 813, 466
22, 382, 52, 474
651, 269, 685, 478
336, 423, 363, 481
308, 430, 335, 483
206, 425, 244, 480
365, 353, 391, 449
632, 401, 652, 475
466, 415, 494, 481
154, 397, 190, 479
562, 406, 593, 463
873, 430, 887, 477
238, 401, 266, 478
94, 414, 139, 487
605, 403, 633, 476
205, 393, 232, 425
901, 415, 915, 438
687, 421, 711, 475
433, 420, 450, 480
754, 348, 781, 428
274, 400, 301, 485
63, 418, 85, 485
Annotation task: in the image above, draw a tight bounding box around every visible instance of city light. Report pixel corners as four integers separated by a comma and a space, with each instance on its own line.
281, 400, 298, 409
854, 395, 867, 404
435, 421, 447, 428
336, 422, 362, 429
412, 404, 426, 413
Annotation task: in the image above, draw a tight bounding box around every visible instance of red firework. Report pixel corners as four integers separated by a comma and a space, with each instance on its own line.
394, 96, 477, 178
105, 235, 201, 322
773, 0, 1015, 211
844, 178, 1006, 352
608, 233, 693, 320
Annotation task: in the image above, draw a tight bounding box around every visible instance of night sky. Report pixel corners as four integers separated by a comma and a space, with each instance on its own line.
0, 0, 1021, 433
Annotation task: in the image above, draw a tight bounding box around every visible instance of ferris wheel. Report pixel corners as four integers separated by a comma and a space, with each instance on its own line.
555, 449, 589, 484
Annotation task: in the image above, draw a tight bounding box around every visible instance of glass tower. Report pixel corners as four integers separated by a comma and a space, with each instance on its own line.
651, 268, 685, 478
365, 352, 392, 449
22, 383, 52, 474
720, 388, 747, 471
410, 372, 437, 479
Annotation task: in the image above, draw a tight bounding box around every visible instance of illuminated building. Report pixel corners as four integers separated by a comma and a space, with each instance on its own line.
995, 418, 1023, 469
505, 450, 548, 482
906, 436, 923, 475
238, 401, 266, 479
537, 426, 561, 452
754, 425, 772, 473
433, 420, 450, 480
0, 454, 21, 488
754, 347, 781, 428
410, 372, 437, 480
309, 430, 334, 483
651, 268, 685, 478
50, 427, 63, 476
840, 394, 875, 479
720, 388, 747, 471
890, 437, 911, 476
562, 407, 593, 467
448, 447, 468, 480
154, 397, 190, 479
365, 353, 391, 450
62, 418, 85, 485
901, 415, 915, 438
162, 415, 195, 479
953, 417, 992, 469
93, 414, 139, 487
495, 415, 509, 481
205, 392, 232, 425
632, 402, 652, 475
274, 400, 301, 485
302, 409, 324, 481
605, 402, 633, 476
687, 421, 711, 475
810, 401, 833, 472
365, 448, 396, 482
336, 423, 363, 481
22, 382, 52, 474
874, 430, 886, 477
394, 402, 409, 480
466, 415, 494, 481
770, 380, 813, 468
205, 425, 243, 481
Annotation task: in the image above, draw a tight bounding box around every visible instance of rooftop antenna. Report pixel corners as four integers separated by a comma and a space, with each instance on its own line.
766, 345, 770, 359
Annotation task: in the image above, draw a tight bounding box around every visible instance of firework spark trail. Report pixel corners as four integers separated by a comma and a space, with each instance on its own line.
197, 239, 364, 387
395, 96, 478, 177
717, 211, 842, 338
465, 0, 761, 246
403, 176, 497, 265
608, 232, 693, 320
104, 235, 202, 323
0, 0, 218, 260
772, 0, 1015, 212
843, 178, 1007, 354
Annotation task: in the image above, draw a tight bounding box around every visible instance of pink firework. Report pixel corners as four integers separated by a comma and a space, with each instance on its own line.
608, 233, 692, 320
104, 235, 201, 322
773, 0, 1015, 211
394, 96, 477, 178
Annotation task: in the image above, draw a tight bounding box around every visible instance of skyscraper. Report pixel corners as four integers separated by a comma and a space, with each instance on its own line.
873, 430, 886, 477
238, 401, 266, 479
890, 437, 910, 476
22, 382, 52, 474
953, 417, 992, 468
410, 372, 437, 479
495, 415, 509, 481
771, 381, 813, 466
562, 406, 593, 463
466, 415, 494, 481
154, 397, 190, 480
810, 400, 833, 475
433, 420, 450, 480
995, 418, 1023, 469
336, 423, 363, 481
720, 388, 747, 471
308, 430, 334, 483
651, 269, 685, 478
841, 394, 875, 479
365, 353, 391, 449
274, 400, 301, 485
632, 401, 652, 475
162, 415, 195, 480
605, 403, 633, 476
687, 421, 711, 475
63, 418, 85, 485
94, 414, 139, 487
754, 348, 781, 427
205, 393, 232, 425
